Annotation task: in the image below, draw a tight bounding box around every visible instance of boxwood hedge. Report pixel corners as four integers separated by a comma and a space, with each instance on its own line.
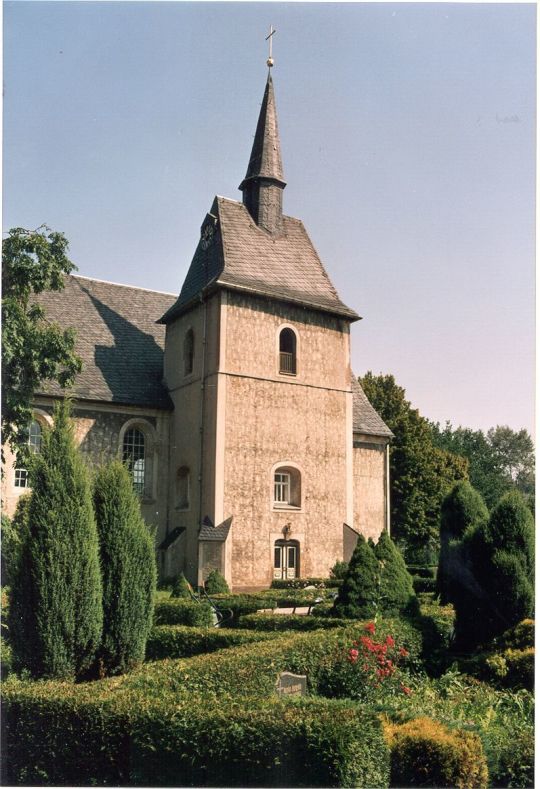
153, 599, 213, 627
238, 613, 351, 631
146, 625, 280, 660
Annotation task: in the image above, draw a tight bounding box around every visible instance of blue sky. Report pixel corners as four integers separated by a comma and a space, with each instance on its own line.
3, 2, 536, 434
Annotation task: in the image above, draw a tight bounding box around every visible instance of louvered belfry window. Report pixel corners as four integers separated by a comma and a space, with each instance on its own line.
279, 328, 296, 375
123, 428, 146, 494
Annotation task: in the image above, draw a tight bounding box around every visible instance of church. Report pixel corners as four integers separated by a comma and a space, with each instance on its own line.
3, 67, 392, 591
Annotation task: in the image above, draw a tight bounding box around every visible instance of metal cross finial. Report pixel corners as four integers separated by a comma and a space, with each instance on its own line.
266, 25, 276, 68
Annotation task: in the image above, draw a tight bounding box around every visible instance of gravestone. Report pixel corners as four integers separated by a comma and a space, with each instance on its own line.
275, 671, 307, 697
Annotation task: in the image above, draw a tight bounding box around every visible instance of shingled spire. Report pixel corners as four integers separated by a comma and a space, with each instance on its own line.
239, 73, 286, 234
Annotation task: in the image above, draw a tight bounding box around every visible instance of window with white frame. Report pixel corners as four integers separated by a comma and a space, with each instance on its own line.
123, 427, 146, 495
273, 466, 301, 508
14, 419, 43, 488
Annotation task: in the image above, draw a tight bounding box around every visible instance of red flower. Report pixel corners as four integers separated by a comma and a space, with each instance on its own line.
385, 635, 395, 648
400, 684, 412, 696
348, 648, 359, 663
399, 647, 409, 657
364, 622, 376, 634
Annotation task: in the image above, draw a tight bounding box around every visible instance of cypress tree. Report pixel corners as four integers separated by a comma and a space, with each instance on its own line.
332, 535, 380, 619
9, 401, 102, 679
456, 492, 534, 647
93, 461, 157, 675
204, 569, 230, 595
437, 481, 488, 603
373, 531, 417, 616
1, 494, 31, 587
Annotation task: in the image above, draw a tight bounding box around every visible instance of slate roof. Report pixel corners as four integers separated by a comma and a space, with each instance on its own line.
159, 196, 359, 323
34, 275, 175, 409
351, 375, 393, 438
199, 516, 233, 542
239, 74, 285, 189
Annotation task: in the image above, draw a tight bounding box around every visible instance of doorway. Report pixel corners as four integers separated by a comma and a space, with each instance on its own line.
273, 539, 299, 580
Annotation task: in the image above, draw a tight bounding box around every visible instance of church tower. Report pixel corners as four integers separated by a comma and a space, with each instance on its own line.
160, 61, 390, 589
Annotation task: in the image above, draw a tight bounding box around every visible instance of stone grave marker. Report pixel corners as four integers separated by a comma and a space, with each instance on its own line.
275, 671, 307, 697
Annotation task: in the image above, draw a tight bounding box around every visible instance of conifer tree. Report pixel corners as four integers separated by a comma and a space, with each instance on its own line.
373, 531, 417, 616
204, 569, 229, 595
171, 572, 193, 599
9, 401, 102, 679
1, 494, 31, 587
455, 491, 534, 647
332, 535, 380, 619
437, 481, 488, 603
93, 461, 157, 675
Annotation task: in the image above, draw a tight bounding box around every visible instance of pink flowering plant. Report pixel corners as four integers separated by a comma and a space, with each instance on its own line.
319, 621, 413, 702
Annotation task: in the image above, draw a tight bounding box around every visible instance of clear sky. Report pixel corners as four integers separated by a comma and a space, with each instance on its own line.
3, 1, 536, 435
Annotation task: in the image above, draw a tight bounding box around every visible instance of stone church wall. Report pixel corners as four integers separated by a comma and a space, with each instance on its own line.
352, 437, 388, 542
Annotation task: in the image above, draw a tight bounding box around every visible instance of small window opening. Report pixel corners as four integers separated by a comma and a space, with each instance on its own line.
14, 419, 42, 488
176, 466, 190, 510
123, 428, 146, 495
184, 329, 194, 376
273, 466, 301, 508
279, 328, 297, 375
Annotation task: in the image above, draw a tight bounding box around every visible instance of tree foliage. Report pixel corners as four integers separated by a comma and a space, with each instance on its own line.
453, 492, 534, 648
436, 481, 488, 604
171, 572, 193, 599
9, 401, 102, 679
373, 531, 417, 616
332, 535, 380, 619
2, 226, 82, 462
204, 569, 230, 595
93, 461, 157, 675
360, 372, 468, 555
1, 495, 31, 588
431, 422, 534, 511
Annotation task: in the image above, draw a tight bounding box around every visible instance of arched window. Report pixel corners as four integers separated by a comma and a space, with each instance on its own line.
176, 466, 190, 510
184, 328, 194, 376
273, 465, 301, 508
14, 419, 43, 488
279, 328, 297, 375
123, 427, 146, 494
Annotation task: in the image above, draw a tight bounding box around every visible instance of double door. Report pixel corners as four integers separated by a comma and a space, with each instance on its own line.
273, 541, 298, 580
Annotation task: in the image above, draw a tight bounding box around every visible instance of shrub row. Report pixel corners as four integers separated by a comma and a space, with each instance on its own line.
146, 626, 280, 660
3, 631, 392, 787
237, 613, 352, 632
270, 577, 341, 589
406, 565, 437, 579
153, 599, 213, 627
412, 576, 437, 594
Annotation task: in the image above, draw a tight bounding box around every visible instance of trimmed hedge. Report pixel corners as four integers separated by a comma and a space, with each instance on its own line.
207, 595, 278, 625
270, 577, 341, 589
385, 716, 488, 789
238, 613, 351, 631
412, 576, 437, 594
146, 626, 280, 660
407, 566, 436, 579
153, 599, 213, 627
2, 688, 389, 788
3, 630, 393, 787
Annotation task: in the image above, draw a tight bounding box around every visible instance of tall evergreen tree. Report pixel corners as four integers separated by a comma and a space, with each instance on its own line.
373, 531, 417, 616
332, 535, 380, 619
437, 481, 488, 604
9, 401, 102, 679
93, 461, 157, 675
455, 492, 534, 647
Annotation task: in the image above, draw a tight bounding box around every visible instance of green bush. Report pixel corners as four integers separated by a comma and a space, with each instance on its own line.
329, 560, 349, 580
205, 594, 278, 625
9, 402, 102, 679
2, 684, 390, 788
238, 613, 350, 631
502, 648, 534, 690
146, 626, 279, 660
170, 572, 192, 599
416, 599, 455, 675
332, 535, 380, 619
270, 577, 340, 589
457, 492, 534, 647
374, 531, 417, 616
385, 716, 489, 788
490, 728, 534, 788
437, 481, 488, 604
153, 599, 213, 627
204, 569, 229, 595
1, 496, 31, 588
407, 565, 436, 579
499, 618, 534, 650
93, 462, 156, 676
412, 576, 437, 594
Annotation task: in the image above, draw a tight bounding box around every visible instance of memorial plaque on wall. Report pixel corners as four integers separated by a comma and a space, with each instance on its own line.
275, 672, 307, 696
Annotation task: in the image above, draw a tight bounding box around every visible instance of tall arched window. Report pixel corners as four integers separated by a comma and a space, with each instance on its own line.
123, 427, 146, 494
176, 466, 190, 510
273, 465, 301, 508
184, 328, 194, 376
14, 419, 43, 488
279, 328, 297, 375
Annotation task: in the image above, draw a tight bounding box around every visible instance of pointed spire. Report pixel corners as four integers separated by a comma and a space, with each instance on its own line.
239, 73, 286, 234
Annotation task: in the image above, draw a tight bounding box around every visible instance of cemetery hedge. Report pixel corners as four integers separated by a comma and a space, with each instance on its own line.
153, 599, 213, 627
146, 625, 280, 660
238, 613, 351, 631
